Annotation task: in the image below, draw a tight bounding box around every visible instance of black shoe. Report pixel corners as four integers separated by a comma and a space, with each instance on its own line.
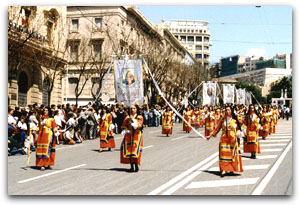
220, 171, 225, 178
134, 163, 139, 172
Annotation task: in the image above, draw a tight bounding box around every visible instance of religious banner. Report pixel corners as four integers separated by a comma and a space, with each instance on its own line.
223, 84, 235, 104
245, 92, 252, 105
203, 82, 216, 106
114, 57, 143, 106
236, 88, 246, 105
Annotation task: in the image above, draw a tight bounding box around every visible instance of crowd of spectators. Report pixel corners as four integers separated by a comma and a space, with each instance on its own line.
8, 102, 181, 156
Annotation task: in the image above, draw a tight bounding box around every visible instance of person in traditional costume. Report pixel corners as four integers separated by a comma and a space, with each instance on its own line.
192, 106, 201, 129
36, 108, 59, 171
120, 104, 144, 172
214, 107, 223, 128
183, 106, 193, 133
243, 104, 261, 159
199, 106, 205, 128
268, 107, 275, 135
162, 106, 174, 137
99, 106, 115, 152
207, 105, 243, 177
259, 105, 270, 140
204, 106, 215, 137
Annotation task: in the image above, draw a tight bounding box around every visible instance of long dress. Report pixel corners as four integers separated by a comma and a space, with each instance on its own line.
120, 114, 144, 165
183, 110, 193, 132
192, 110, 201, 128
259, 112, 270, 138
100, 113, 116, 149
268, 110, 275, 134
211, 117, 243, 173
36, 118, 57, 167
162, 111, 174, 135
243, 113, 261, 154
205, 112, 215, 136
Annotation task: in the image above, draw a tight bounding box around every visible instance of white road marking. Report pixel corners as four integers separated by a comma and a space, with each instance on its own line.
171, 135, 188, 141
18, 164, 87, 184
260, 139, 290, 143
161, 156, 219, 195
143, 145, 154, 149
242, 155, 277, 160
147, 152, 219, 195
208, 164, 269, 172
186, 177, 259, 189
259, 143, 286, 147
260, 148, 283, 152
252, 141, 292, 195
261, 136, 292, 139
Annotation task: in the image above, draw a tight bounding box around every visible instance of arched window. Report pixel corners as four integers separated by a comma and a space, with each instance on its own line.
18, 71, 28, 107
42, 78, 50, 106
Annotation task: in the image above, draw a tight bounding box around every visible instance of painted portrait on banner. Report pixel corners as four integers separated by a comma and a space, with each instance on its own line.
122, 68, 135, 87
114, 58, 143, 106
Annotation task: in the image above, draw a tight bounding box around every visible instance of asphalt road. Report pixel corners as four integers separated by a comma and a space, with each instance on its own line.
8, 118, 293, 195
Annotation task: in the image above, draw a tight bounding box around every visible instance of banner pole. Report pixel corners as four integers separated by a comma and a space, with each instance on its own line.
142, 56, 206, 139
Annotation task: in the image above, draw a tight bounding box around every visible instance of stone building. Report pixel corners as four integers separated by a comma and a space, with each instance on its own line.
8, 6, 68, 108
65, 6, 196, 105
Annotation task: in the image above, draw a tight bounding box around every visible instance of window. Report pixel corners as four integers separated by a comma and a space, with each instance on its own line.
204, 37, 209, 42
70, 44, 79, 63
187, 36, 194, 42
175, 35, 178, 39
68, 78, 79, 95
204, 46, 209, 51
196, 54, 202, 59
188, 45, 193, 50
92, 40, 102, 61
95, 18, 102, 29
91, 77, 100, 95
180, 36, 186, 42
71, 19, 79, 31
196, 36, 202, 42
196, 45, 202, 50
47, 21, 53, 44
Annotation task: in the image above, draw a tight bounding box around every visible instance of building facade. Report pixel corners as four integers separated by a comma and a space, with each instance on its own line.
8, 6, 68, 108
65, 6, 195, 105
164, 19, 211, 67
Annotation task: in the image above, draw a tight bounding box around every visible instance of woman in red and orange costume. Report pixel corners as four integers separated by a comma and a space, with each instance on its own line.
182, 106, 193, 133
207, 105, 243, 177
99, 106, 115, 152
259, 105, 270, 140
243, 104, 261, 159
36, 108, 58, 171
120, 104, 144, 172
204, 106, 215, 137
162, 106, 174, 137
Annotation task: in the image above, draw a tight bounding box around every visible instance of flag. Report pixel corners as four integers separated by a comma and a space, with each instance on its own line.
203, 82, 216, 106
236, 88, 246, 105
223, 84, 235, 104
114, 58, 143, 106
245, 92, 252, 105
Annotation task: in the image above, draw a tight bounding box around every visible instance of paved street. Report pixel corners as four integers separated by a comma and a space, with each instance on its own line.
8, 118, 292, 195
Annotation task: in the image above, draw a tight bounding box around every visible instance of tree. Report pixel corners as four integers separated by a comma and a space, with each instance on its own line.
266, 76, 292, 103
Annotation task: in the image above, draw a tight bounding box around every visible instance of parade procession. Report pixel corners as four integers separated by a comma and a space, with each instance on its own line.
7, 6, 292, 196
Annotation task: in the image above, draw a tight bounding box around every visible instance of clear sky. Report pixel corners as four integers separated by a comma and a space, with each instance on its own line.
137, 6, 292, 64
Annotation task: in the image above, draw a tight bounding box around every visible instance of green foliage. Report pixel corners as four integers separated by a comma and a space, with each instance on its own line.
266, 76, 292, 103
